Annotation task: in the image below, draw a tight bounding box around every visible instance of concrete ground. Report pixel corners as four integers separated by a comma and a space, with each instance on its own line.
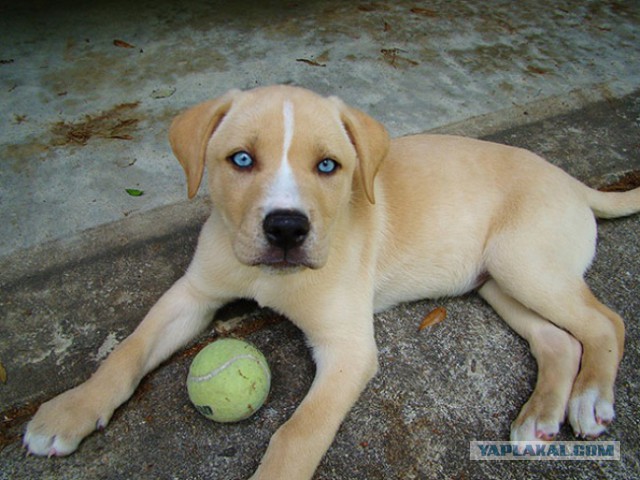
1, 1, 640, 479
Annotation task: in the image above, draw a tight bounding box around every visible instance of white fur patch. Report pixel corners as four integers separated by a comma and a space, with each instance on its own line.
263, 101, 303, 212
568, 388, 613, 438
282, 100, 294, 161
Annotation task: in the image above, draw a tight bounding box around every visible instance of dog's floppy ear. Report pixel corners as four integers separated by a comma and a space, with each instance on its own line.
332, 98, 390, 204
169, 90, 239, 199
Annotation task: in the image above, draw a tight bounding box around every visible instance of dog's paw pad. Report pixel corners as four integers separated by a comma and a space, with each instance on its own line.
535, 430, 557, 441
596, 416, 612, 427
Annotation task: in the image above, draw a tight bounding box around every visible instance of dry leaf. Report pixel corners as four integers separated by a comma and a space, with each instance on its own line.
410, 7, 438, 17
0, 361, 7, 384
526, 65, 549, 75
380, 48, 419, 68
114, 39, 135, 49
296, 58, 326, 67
599, 170, 640, 192
51, 103, 139, 146
418, 307, 447, 331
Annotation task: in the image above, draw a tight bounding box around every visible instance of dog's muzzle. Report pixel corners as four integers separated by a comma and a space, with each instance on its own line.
261, 210, 311, 268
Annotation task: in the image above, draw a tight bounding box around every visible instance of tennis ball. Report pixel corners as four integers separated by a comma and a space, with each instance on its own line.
186, 338, 271, 423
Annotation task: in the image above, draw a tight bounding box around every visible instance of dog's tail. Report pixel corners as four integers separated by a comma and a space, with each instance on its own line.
582, 184, 640, 219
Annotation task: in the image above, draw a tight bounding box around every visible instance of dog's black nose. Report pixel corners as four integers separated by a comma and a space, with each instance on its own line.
263, 210, 310, 251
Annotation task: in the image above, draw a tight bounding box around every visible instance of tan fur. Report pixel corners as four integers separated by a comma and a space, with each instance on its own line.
25, 86, 639, 478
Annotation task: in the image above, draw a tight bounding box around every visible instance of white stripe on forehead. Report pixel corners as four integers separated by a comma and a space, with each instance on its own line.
263, 101, 304, 212
282, 100, 294, 160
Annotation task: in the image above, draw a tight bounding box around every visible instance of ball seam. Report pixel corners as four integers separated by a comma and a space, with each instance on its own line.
188, 354, 271, 384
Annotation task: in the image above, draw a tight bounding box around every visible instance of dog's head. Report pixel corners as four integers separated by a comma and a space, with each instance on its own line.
169, 85, 389, 271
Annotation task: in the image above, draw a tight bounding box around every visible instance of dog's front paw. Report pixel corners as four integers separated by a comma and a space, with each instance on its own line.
24, 385, 110, 457
568, 388, 614, 439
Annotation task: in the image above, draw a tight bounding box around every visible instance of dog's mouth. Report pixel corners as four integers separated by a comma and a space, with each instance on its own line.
253, 247, 316, 271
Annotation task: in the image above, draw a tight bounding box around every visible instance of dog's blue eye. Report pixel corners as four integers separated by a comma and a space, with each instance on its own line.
317, 158, 339, 174
230, 151, 254, 169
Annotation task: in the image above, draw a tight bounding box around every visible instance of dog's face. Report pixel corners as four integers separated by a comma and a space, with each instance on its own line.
169, 86, 389, 271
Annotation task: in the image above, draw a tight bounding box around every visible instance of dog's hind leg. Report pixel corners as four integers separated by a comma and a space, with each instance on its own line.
486, 252, 625, 439
565, 291, 625, 437
479, 279, 582, 441
483, 188, 627, 439
521, 283, 622, 438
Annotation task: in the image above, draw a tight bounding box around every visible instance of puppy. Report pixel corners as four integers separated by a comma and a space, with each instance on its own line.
24, 86, 640, 479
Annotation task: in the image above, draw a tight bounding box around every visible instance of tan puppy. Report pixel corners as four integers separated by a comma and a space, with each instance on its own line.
25, 86, 640, 478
